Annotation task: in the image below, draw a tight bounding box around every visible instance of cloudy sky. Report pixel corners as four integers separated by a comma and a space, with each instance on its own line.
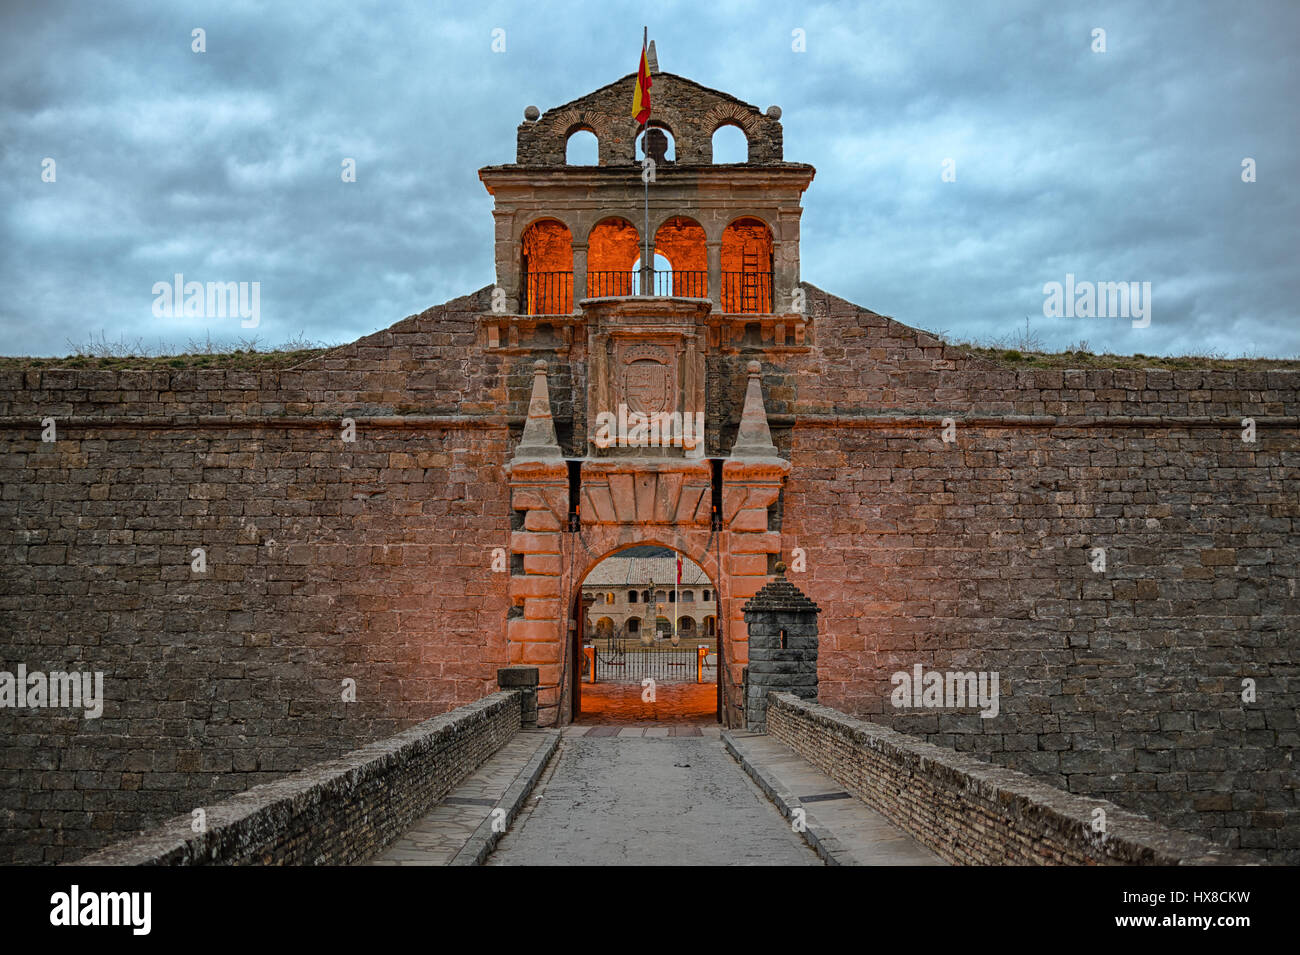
2, 0, 1297, 358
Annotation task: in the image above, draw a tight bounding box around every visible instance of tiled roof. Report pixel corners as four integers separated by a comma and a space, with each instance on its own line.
582, 557, 710, 588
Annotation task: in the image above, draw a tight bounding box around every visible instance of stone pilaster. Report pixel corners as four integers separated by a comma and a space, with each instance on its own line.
722, 359, 790, 726
505, 361, 568, 725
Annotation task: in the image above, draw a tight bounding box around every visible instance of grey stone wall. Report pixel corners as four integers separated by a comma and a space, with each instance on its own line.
514, 72, 783, 166
767, 693, 1257, 866
784, 285, 1300, 864
77, 691, 521, 865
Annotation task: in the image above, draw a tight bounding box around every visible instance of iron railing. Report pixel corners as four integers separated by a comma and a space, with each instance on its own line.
648, 269, 708, 298
586, 269, 708, 299
721, 270, 773, 314
590, 631, 717, 685
586, 270, 635, 298
519, 271, 573, 315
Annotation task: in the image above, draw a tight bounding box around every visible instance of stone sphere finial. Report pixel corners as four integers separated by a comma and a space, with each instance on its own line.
775, 560, 786, 574
533, 359, 547, 372
767, 105, 782, 120
524, 105, 540, 121
747, 359, 761, 375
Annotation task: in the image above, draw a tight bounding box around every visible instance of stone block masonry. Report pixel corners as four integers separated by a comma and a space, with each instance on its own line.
767, 694, 1257, 866
0, 289, 518, 863
77, 690, 522, 865
1, 283, 1298, 864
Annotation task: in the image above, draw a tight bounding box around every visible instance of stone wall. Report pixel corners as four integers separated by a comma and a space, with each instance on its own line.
779, 286, 1300, 863
77, 691, 521, 865
0, 288, 518, 863
2, 280, 1297, 864
514, 72, 783, 166
767, 693, 1255, 865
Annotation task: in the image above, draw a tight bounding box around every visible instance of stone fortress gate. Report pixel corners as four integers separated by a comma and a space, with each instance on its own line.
1, 62, 1297, 864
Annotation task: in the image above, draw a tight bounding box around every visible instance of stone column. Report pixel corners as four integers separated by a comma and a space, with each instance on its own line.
742, 564, 820, 730
505, 361, 569, 726
707, 240, 722, 311
572, 242, 588, 310
494, 210, 517, 310
775, 209, 802, 314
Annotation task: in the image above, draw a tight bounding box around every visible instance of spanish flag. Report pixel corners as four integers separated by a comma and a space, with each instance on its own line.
631, 31, 652, 126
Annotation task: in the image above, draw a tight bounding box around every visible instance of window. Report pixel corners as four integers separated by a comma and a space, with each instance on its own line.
628, 590, 638, 603
565, 128, 598, 165
606, 592, 614, 604
702, 589, 711, 601
628, 618, 640, 633
712, 123, 749, 163
682, 591, 694, 602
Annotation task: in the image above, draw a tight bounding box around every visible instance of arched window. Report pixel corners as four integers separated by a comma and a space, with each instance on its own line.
651, 217, 707, 297
712, 123, 749, 163
636, 123, 675, 162
702, 590, 711, 601
720, 217, 773, 314
519, 219, 573, 314
587, 217, 640, 297
682, 591, 694, 602
606, 592, 614, 604
628, 618, 640, 634
628, 590, 638, 603
655, 590, 666, 602
565, 128, 598, 165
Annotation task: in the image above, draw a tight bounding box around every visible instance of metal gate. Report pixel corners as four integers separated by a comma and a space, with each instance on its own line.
589, 630, 717, 684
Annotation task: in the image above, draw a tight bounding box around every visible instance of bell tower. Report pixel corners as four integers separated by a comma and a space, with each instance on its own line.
480, 62, 815, 726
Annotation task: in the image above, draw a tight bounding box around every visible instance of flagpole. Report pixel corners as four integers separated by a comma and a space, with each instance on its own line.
674, 556, 679, 642
641, 26, 650, 296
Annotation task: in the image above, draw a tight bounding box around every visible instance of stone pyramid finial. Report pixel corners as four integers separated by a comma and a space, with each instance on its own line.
646, 40, 658, 73
512, 360, 563, 463
728, 360, 780, 460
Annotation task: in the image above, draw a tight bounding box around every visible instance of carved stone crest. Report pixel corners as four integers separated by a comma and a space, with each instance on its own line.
624, 359, 671, 414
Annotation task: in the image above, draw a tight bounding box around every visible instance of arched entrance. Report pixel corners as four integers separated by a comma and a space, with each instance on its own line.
505, 355, 789, 730
571, 545, 720, 724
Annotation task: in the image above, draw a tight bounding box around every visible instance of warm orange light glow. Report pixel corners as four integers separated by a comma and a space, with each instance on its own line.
520, 219, 573, 313
721, 216, 773, 313
587, 217, 640, 297
654, 216, 707, 296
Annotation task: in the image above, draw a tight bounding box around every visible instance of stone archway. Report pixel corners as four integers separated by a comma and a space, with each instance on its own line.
505, 359, 788, 728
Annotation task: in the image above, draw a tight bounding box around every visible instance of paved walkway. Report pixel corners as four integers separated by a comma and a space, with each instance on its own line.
725, 730, 944, 865
370, 729, 558, 866
368, 721, 944, 867
487, 725, 822, 866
